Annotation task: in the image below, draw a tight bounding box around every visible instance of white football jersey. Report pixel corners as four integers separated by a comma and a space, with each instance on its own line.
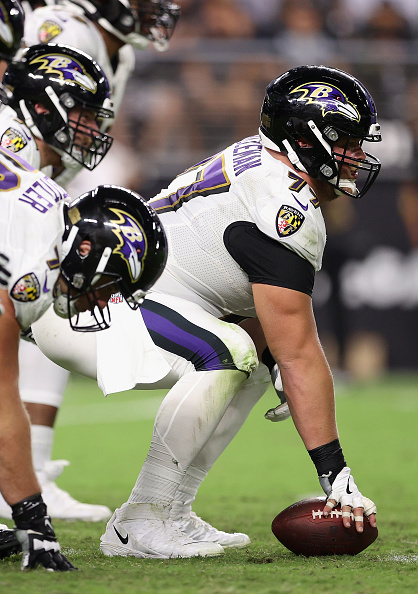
0, 147, 67, 329
149, 135, 326, 318
0, 104, 53, 178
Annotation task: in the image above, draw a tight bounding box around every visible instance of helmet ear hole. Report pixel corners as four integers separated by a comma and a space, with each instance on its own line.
259, 65, 381, 198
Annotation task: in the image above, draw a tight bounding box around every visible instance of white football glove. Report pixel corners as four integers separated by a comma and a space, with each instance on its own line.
264, 364, 291, 422
321, 466, 377, 516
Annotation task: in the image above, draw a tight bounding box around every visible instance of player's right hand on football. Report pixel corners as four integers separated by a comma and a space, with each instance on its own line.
12, 494, 77, 572
320, 466, 377, 532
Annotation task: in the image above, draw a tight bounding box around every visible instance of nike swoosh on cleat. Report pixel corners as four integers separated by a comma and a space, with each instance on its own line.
291, 193, 308, 211
346, 478, 353, 494
113, 526, 129, 545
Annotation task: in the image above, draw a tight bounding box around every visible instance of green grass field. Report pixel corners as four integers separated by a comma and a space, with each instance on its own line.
1, 373, 417, 593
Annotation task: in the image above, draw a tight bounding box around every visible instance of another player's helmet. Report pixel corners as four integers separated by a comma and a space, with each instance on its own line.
3, 43, 114, 170
136, 0, 180, 51
259, 65, 382, 199
67, 0, 180, 51
0, 0, 24, 59
56, 185, 168, 331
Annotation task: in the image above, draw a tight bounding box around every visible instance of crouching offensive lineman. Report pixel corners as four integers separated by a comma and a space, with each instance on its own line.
31, 65, 379, 559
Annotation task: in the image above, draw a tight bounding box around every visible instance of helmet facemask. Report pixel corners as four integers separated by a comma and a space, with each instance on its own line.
54, 271, 117, 332
54, 234, 119, 331
20, 88, 114, 171
288, 118, 382, 199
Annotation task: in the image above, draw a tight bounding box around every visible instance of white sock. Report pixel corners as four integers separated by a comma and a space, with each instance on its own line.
30, 425, 54, 474
173, 365, 271, 507
128, 369, 246, 505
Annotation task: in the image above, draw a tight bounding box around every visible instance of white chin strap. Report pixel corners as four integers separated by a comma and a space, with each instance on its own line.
259, 129, 308, 173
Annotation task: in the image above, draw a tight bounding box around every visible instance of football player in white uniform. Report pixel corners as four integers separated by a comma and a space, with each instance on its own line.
0, 42, 119, 522
24, 0, 181, 126
0, 153, 167, 569
8, 0, 180, 523
31, 66, 380, 559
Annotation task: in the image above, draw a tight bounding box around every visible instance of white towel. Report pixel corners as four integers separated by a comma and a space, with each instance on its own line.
96, 297, 171, 396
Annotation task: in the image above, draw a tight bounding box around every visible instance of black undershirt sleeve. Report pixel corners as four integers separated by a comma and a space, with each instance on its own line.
224, 221, 315, 296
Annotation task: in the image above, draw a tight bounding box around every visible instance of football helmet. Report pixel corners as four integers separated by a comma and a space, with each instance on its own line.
67, 0, 180, 51
259, 65, 382, 199
136, 0, 181, 51
56, 185, 167, 332
3, 43, 114, 170
0, 0, 24, 59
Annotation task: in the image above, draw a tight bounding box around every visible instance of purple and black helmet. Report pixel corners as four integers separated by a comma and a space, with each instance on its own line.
3, 43, 114, 170
259, 65, 382, 198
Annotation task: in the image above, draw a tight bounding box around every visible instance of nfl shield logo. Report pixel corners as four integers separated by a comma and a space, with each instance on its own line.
276, 205, 305, 238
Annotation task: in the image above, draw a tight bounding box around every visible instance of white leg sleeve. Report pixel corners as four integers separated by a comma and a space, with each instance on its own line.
128, 369, 247, 505
19, 340, 70, 407
174, 365, 271, 505
30, 425, 54, 473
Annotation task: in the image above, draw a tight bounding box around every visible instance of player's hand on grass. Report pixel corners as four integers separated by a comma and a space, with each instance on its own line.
0, 524, 20, 559
12, 494, 77, 572
320, 466, 377, 533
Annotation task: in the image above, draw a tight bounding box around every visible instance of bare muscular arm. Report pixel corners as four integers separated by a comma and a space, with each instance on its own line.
252, 283, 337, 450
0, 289, 41, 505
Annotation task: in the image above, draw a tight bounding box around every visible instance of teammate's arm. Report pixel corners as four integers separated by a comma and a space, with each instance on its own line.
0, 288, 76, 570
0, 288, 40, 504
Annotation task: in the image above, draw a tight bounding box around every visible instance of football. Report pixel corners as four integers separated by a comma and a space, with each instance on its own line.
271, 497, 378, 556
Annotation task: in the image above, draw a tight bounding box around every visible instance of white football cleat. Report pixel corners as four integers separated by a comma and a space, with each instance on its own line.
39, 460, 112, 522
170, 501, 250, 548
100, 503, 224, 559
42, 460, 111, 522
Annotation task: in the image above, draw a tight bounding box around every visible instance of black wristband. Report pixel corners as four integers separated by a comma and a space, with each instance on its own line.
11, 493, 47, 529
308, 438, 346, 477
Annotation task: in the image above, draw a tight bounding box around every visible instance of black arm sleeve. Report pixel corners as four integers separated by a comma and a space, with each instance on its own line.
224, 221, 315, 296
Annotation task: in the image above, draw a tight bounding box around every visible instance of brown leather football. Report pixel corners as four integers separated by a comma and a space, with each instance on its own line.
272, 497, 378, 556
